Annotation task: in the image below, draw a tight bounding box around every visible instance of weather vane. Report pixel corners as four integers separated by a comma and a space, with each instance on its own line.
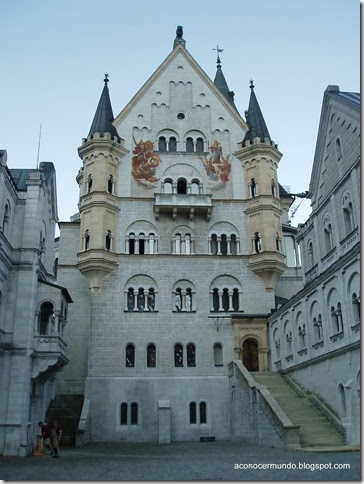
104, 72, 109, 83
213, 45, 224, 65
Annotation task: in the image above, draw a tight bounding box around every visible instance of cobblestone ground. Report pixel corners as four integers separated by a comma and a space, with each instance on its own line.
0, 441, 361, 481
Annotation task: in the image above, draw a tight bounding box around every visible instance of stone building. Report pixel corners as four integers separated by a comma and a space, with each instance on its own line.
0, 152, 72, 456
268, 86, 360, 445
55, 27, 304, 445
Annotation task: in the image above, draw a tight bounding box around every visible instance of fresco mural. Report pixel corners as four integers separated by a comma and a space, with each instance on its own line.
199, 140, 231, 190
132, 137, 161, 188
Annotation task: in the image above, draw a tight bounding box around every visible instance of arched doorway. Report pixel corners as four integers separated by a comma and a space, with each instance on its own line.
242, 338, 259, 371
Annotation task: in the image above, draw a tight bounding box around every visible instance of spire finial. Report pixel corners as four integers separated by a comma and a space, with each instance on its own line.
250, 79, 255, 89
213, 45, 224, 67
173, 25, 186, 48
104, 72, 109, 84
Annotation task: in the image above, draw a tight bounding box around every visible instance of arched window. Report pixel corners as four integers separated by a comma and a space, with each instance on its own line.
187, 343, 196, 367
120, 403, 128, 425
189, 402, 197, 424
87, 174, 93, 193
129, 233, 135, 254
137, 288, 145, 311
230, 234, 237, 255
175, 288, 182, 311
286, 331, 292, 355
130, 402, 138, 425
308, 241, 314, 266
336, 138, 342, 161
139, 233, 145, 255
186, 288, 192, 312
313, 315, 323, 342
338, 384, 346, 416
343, 202, 354, 235
254, 232, 262, 253
186, 137, 194, 152
250, 178, 257, 197
324, 224, 333, 253
191, 179, 200, 194
163, 179, 173, 194
174, 343, 183, 367
147, 344, 156, 367
39, 302, 54, 335
158, 137, 166, 152
331, 304, 343, 333
271, 180, 277, 197
107, 175, 114, 194
214, 343, 223, 366
232, 288, 239, 311
275, 233, 281, 252
196, 137, 204, 153
298, 324, 306, 349
352, 293, 360, 324
211, 234, 218, 255
220, 234, 227, 255
169, 137, 177, 152
84, 230, 90, 250
212, 288, 219, 312
2, 203, 10, 236
199, 402, 207, 424
177, 179, 187, 194
222, 288, 229, 311
105, 230, 112, 251
127, 288, 134, 310
147, 288, 155, 311
126, 344, 135, 367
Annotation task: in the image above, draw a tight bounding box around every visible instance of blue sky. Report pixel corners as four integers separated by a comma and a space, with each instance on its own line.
0, 0, 359, 226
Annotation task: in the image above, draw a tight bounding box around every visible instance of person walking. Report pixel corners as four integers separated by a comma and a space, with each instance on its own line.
51, 420, 62, 458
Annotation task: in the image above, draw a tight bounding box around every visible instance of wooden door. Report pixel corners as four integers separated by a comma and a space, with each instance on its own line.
242, 339, 259, 371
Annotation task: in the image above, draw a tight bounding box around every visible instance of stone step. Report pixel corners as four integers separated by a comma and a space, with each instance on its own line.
251, 372, 345, 447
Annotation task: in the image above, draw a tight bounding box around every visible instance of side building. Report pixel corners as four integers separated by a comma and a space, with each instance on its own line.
268, 85, 360, 445
0, 151, 72, 456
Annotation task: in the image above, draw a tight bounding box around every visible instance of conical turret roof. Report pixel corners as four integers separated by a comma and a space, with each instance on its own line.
213, 55, 238, 111
88, 74, 120, 139
243, 81, 271, 143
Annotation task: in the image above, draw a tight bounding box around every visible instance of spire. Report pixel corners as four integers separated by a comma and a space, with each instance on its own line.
173, 25, 186, 49
213, 50, 238, 111
242, 80, 271, 143
88, 73, 120, 139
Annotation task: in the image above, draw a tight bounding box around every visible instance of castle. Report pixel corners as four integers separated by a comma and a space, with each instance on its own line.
0, 26, 359, 455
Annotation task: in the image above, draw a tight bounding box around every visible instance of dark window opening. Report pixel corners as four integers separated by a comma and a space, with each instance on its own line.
169, 137, 177, 152
126, 344, 135, 367
147, 344, 156, 367
131, 402, 138, 425
158, 137, 166, 151
174, 344, 183, 367
177, 179, 187, 194
186, 137, 194, 152
187, 343, 196, 367
196, 137, 204, 152
120, 403, 128, 425
200, 402, 207, 424
190, 402, 196, 424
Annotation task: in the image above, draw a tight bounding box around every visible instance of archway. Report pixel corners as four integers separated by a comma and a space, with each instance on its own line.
242, 338, 259, 371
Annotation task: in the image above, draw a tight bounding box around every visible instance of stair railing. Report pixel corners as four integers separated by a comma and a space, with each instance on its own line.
75, 397, 91, 447
230, 360, 301, 450
281, 373, 346, 441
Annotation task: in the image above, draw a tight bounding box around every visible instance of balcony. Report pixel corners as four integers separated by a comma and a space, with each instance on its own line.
32, 335, 68, 378
154, 193, 213, 220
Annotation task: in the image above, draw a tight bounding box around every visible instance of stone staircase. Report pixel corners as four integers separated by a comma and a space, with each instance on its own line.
251, 371, 345, 448
46, 395, 84, 447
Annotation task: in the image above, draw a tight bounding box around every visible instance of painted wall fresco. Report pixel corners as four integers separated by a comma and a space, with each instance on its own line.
132, 137, 161, 188
199, 140, 231, 190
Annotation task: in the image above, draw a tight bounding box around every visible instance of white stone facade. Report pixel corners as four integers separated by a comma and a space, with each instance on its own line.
0, 155, 72, 455
268, 86, 360, 445
56, 34, 300, 444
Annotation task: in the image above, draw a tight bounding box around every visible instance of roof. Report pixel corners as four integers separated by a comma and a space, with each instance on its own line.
9, 162, 55, 191
213, 57, 238, 112
88, 74, 120, 139
242, 82, 271, 143
329, 90, 360, 109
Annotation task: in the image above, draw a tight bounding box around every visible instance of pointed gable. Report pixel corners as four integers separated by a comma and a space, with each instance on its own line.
243, 81, 271, 143
113, 43, 248, 131
308, 85, 360, 207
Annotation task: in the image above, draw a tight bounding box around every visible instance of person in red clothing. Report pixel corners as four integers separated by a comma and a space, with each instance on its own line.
51, 420, 62, 458
38, 422, 53, 455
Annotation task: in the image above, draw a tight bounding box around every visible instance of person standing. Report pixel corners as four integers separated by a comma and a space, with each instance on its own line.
38, 422, 53, 455
51, 420, 62, 458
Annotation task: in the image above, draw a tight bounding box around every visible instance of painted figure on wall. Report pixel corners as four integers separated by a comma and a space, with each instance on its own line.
199, 140, 231, 189
132, 137, 161, 188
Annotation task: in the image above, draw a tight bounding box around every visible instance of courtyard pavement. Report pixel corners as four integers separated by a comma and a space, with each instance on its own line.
0, 441, 361, 481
